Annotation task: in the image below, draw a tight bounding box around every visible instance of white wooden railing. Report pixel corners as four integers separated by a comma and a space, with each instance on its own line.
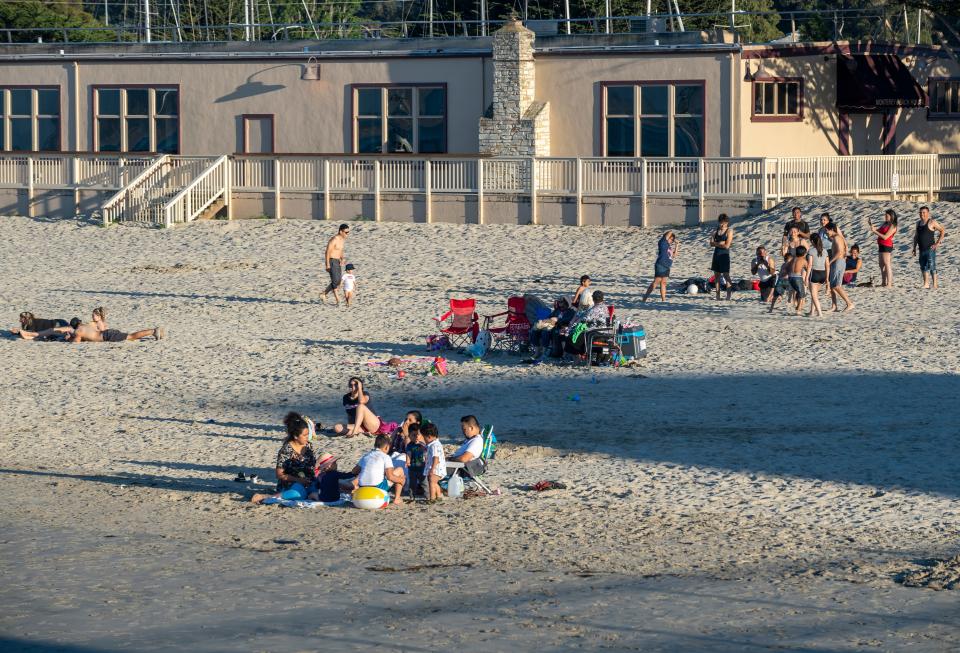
162, 155, 230, 227
1, 152, 957, 226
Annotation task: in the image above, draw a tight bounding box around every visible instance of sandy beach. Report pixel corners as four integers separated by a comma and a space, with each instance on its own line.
1, 198, 959, 651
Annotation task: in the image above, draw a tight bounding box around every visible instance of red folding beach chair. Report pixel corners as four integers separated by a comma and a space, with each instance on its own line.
434, 298, 479, 349
483, 296, 531, 353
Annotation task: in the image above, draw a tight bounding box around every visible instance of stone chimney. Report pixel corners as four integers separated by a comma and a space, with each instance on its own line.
479, 18, 550, 157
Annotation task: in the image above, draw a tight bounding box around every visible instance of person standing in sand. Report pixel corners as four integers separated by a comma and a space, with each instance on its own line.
323, 224, 350, 305
642, 231, 677, 303
709, 214, 733, 301
912, 207, 945, 290
867, 209, 898, 287
826, 223, 854, 312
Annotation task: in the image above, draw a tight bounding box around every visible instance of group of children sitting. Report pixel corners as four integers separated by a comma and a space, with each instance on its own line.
251, 411, 487, 507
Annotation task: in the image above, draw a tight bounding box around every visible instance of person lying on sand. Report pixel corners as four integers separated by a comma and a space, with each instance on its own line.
251, 412, 317, 504
18, 312, 69, 333
84, 306, 165, 342
14, 317, 79, 341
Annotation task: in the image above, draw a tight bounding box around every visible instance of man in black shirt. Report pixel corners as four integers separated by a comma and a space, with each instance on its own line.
783, 207, 811, 238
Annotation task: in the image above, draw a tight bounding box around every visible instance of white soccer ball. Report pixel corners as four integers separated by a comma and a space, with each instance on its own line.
686, 284, 699, 295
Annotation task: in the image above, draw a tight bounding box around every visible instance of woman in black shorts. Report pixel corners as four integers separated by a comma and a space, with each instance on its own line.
806, 234, 829, 317
867, 209, 898, 287
709, 214, 734, 300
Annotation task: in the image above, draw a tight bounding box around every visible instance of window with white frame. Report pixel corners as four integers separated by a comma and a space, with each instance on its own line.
603, 83, 704, 157
929, 79, 960, 117
354, 86, 446, 154
0, 87, 61, 152
94, 87, 179, 153
752, 79, 802, 119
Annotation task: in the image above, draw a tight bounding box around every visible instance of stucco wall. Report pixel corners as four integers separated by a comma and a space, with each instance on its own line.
0, 57, 489, 154
534, 51, 736, 157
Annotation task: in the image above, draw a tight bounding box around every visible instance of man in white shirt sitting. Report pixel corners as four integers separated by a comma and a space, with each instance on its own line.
448, 415, 484, 464
352, 435, 407, 505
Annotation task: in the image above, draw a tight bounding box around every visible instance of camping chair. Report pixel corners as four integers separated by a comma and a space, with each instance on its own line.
446, 425, 495, 493
434, 298, 479, 349
483, 296, 531, 353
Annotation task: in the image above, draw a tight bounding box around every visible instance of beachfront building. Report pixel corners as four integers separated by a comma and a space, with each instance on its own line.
1, 19, 958, 224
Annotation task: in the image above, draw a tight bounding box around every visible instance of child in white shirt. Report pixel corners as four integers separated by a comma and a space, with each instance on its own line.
422, 422, 445, 502
342, 263, 357, 307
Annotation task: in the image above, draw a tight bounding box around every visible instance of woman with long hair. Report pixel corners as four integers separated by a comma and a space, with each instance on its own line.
334, 377, 383, 437
709, 214, 734, 300
868, 209, 898, 287
806, 233, 829, 317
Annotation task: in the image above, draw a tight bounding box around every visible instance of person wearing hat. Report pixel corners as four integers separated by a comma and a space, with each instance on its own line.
307, 452, 355, 502
342, 263, 358, 307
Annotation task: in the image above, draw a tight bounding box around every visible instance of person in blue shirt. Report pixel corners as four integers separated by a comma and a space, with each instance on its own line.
642, 231, 678, 302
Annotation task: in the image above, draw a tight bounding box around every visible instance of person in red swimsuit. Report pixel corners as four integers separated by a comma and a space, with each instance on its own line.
867, 209, 898, 287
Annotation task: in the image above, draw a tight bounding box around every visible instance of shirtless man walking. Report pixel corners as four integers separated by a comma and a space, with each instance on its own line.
323, 223, 350, 305
825, 223, 854, 312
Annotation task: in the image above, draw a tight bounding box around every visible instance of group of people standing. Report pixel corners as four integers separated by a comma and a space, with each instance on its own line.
641, 205, 947, 310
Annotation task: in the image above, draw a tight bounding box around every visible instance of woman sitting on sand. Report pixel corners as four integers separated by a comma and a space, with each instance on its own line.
334, 377, 384, 437
251, 412, 317, 504
390, 410, 422, 454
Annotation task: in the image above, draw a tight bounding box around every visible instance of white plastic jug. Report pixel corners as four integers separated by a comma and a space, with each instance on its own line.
447, 473, 464, 498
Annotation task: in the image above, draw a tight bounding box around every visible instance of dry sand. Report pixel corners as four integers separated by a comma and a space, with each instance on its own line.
1, 198, 959, 651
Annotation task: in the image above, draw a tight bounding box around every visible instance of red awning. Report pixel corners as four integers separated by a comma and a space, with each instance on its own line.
836, 54, 926, 111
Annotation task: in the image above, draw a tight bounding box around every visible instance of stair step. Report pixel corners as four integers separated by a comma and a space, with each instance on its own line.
196, 198, 226, 221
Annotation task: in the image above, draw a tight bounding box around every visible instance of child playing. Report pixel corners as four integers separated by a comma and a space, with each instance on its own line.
572, 274, 593, 309
788, 245, 809, 315
342, 263, 357, 307
405, 423, 426, 498
422, 422, 445, 503
768, 253, 793, 313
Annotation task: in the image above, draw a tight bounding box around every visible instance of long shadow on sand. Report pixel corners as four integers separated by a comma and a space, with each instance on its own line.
53, 288, 316, 307
0, 468, 260, 494
216, 369, 960, 498
129, 414, 282, 434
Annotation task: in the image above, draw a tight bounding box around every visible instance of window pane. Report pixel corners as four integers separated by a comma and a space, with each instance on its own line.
754, 84, 764, 114
640, 117, 669, 156
674, 116, 703, 156
606, 85, 634, 115
418, 87, 444, 116
387, 117, 413, 152
0, 127, 4, 150
357, 88, 382, 116
98, 89, 121, 115
418, 117, 446, 153
155, 89, 178, 116
675, 85, 703, 115
786, 83, 799, 114
388, 88, 413, 117
605, 117, 634, 156
11, 89, 31, 115
357, 117, 382, 153
127, 118, 150, 151
127, 89, 149, 116
155, 118, 178, 153
951, 83, 960, 114
37, 89, 59, 116
97, 118, 121, 151
776, 83, 788, 115
763, 83, 774, 114
11, 118, 31, 150
640, 85, 668, 115
37, 118, 59, 150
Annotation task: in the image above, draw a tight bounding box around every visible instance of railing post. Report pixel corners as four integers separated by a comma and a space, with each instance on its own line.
164, 206, 172, 229
26, 156, 34, 218
760, 157, 768, 208
776, 158, 782, 203
815, 157, 822, 195
72, 156, 80, 215
854, 157, 860, 199
424, 159, 432, 224
892, 156, 898, 201
640, 158, 648, 228
697, 157, 705, 224
477, 158, 485, 225
226, 156, 233, 220
322, 159, 331, 220
373, 159, 381, 222
575, 157, 583, 227
274, 157, 282, 219
928, 154, 936, 202
530, 157, 538, 225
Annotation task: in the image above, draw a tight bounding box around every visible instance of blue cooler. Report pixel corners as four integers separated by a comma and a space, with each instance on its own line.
616, 326, 647, 359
